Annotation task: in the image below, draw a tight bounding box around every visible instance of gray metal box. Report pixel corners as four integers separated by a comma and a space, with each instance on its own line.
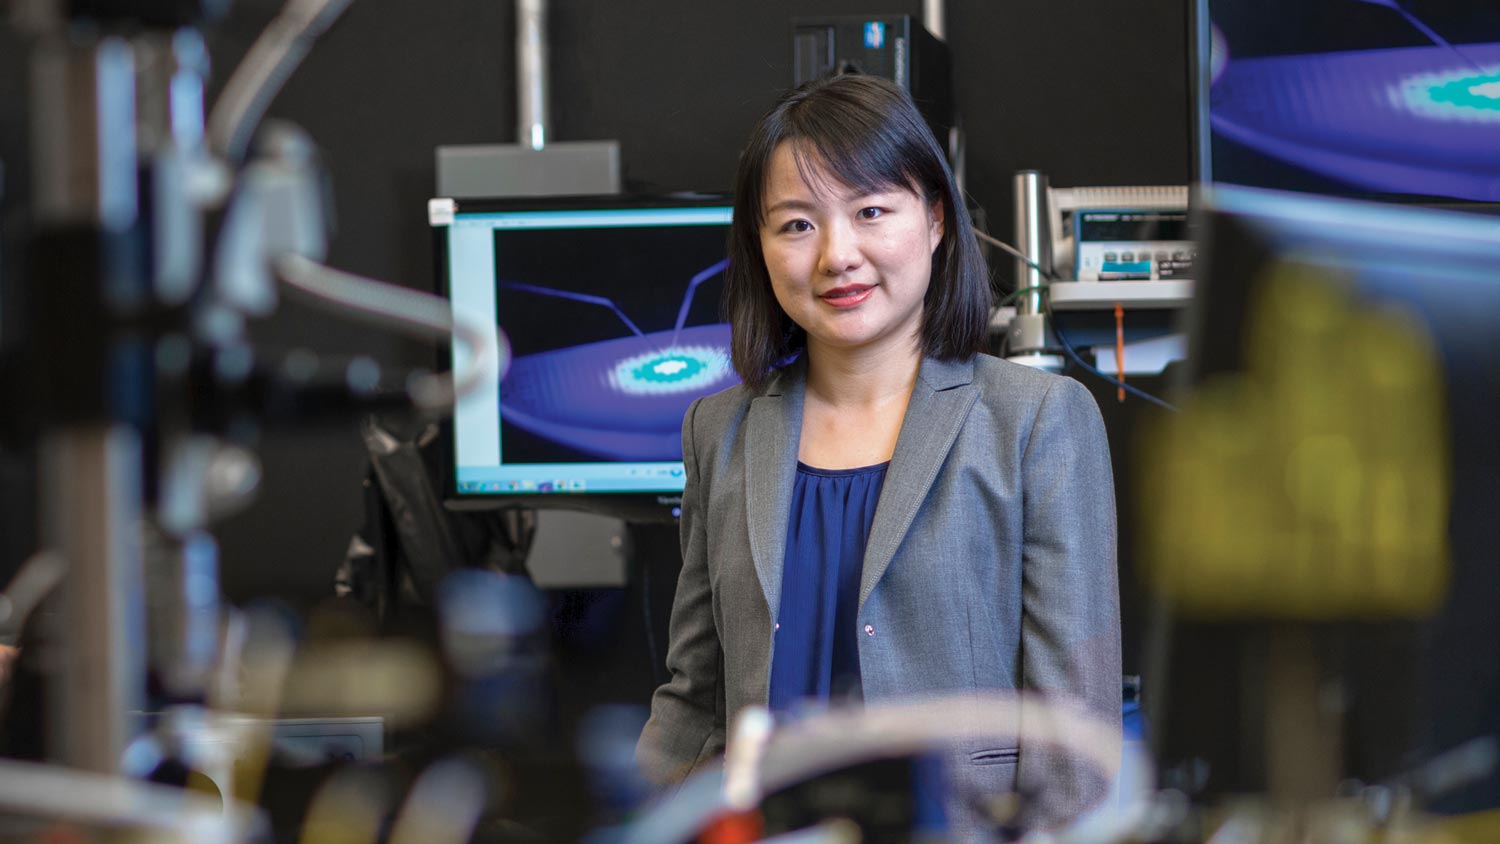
435, 141, 621, 198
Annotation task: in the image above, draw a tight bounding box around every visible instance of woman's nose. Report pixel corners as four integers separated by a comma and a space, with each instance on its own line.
817, 223, 863, 277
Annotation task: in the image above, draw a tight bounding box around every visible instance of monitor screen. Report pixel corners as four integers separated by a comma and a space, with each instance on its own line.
1193, 0, 1500, 203
434, 195, 736, 520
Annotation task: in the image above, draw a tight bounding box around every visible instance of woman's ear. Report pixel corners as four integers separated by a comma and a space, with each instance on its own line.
929, 199, 946, 254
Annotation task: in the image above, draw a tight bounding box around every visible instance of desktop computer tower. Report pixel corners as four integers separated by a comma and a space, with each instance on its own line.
791, 15, 954, 153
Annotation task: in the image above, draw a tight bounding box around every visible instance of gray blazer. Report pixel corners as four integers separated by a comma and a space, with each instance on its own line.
638, 353, 1121, 835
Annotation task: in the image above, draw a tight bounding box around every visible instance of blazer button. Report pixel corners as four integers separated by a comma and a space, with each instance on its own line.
864, 624, 875, 636
774, 623, 780, 632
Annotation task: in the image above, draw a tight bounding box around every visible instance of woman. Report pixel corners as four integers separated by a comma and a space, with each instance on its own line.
638, 73, 1120, 836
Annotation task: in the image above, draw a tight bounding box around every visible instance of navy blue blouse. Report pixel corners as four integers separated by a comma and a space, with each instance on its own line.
767, 460, 889, 713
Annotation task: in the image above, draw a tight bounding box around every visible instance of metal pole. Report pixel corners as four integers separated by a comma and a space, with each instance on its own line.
30, 30, 149, 774
1265, 625, 1343, 803
923, 0, 945, 41
1012, 170, 1050, 316
43, 429, 147, 773
1005, 170, 1061, 369
517, 0, 549, 150
32, 36, 138, 231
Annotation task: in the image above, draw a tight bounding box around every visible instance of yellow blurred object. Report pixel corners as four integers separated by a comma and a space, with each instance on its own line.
1140, 265, 1449, 619
299, 768, 391, 844
1198, 799, 1483, 844
1425, 808, 1500, 844
280, 639, 443, 725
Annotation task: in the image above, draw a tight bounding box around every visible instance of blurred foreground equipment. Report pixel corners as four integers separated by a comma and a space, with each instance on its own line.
0, 0, 500, 840
625, 692, 1147, 844
1138, 185, 1500, 839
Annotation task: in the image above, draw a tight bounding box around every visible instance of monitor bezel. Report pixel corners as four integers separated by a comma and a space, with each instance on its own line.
431, 192, 735, 525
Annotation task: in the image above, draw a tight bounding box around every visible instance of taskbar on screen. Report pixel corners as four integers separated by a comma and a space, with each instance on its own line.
455, 462, 686, 494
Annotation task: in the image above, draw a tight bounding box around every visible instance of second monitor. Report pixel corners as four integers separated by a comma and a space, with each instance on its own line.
435, 195, 736, 521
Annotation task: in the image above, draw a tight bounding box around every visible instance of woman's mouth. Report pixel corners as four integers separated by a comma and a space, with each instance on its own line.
819, 284, 875, 308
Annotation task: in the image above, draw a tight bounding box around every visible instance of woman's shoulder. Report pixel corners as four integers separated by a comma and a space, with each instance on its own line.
970, 353, 1077, 399
686, 379, 759, 434
968, 354, 1105, 438
691, 359, 802, 425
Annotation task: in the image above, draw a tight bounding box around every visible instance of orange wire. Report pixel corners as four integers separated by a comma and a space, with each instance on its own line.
1114, 303, 1126, 403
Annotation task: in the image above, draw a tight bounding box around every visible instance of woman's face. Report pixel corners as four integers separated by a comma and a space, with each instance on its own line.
758, 142, 944, 359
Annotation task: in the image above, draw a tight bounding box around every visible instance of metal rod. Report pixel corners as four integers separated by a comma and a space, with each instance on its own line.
1266, 624, 1342, 803
923, 0, 945, 41
1012, 170, 1051, 316
32, 35, 138, 230
43, 428, 148, 773
517, 0, 549, 150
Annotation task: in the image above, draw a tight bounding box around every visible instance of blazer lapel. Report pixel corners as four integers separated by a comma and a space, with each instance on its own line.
860, 355, 979, 607
744, 360, 807, 622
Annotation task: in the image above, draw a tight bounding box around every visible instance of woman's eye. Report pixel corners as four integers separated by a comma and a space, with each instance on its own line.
781, 219, 812, 233
858, 207, 885, 220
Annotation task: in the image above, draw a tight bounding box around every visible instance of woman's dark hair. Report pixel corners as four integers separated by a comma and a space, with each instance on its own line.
725, 73, 991, 391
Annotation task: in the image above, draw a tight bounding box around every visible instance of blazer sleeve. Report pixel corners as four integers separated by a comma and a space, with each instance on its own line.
636, 397, 725, 787
1016, 377, 1123, 828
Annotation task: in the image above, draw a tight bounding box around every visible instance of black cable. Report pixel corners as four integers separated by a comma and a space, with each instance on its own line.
997, 283, 1050, 308
972, 227, 1062, 284
640, 556, 666, 689
1045, 298, 1180, 412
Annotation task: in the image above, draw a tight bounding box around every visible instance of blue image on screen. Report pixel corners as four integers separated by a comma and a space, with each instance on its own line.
1209, 39, 1500, 201
1201, 1, 1500, 203
496, 257, 735, 462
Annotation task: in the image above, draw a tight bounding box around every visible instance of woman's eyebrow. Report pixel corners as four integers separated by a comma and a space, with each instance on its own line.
764, 198, 817, 215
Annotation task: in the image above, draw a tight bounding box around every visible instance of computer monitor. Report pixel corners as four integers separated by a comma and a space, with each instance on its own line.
1145, 185, 1500, 804
433, 194, 736, 522
1191, 0, 1500, 204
